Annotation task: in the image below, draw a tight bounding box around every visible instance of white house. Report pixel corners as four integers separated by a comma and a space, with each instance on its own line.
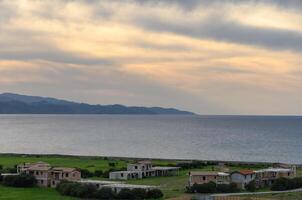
109, 160, 180, 180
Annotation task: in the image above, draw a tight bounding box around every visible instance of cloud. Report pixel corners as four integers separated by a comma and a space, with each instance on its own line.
1, 0, 302, 114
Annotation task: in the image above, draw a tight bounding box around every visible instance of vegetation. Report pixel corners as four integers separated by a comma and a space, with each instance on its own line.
56, 180, 163, 199
271, 177, 302, 191
188, 182, 239, 194
3, 174, 36, 188
0, 185, 77, 200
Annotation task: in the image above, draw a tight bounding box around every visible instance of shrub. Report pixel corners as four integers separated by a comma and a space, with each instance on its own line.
94, 170, 103, 177
109, 162, 116, 167
245, 181, 256, 192
56, 181, 97, 198
271, 177, 302, 191
192, 182, 217, 193
79, 169, 94, 178
146, 188, 164, 199
132, 188, 147, 199
95, 187, 115, 199
190, 182, 239, 194
117, 188, 135, 199
3, 174, 36, 187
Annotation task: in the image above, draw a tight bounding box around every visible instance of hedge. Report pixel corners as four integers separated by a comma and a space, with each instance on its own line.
271, 177, 302, 191
56, 181, 163, 199
3, 174, 36, 188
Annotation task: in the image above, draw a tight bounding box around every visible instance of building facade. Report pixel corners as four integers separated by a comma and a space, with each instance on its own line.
188, 171, 230, 187
109, 160, 180, 180
17, 162, 81, 188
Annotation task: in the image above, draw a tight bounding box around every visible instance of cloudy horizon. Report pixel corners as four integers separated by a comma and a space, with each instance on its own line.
1, 0, 302, 115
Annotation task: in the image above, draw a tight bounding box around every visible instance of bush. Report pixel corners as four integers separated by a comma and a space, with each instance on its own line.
57, 181, 97, 198
192, 182, 217, 193
146, 189, 163, 199
132, 188, 147, 199
271, 177, 302, 191
79, 169, 94, 178
94, 170, 103, 177
246, 180, 256, 192
109, 162, 116, 167
117, 188, 135, 199
3, 174, 36, 187
95, 187, 115, 199
190, 182, 239, 194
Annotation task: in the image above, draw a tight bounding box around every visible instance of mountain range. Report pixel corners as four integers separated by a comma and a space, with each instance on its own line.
0, 93, 194, 115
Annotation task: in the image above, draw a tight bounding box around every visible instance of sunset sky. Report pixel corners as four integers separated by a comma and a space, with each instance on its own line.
1, 0, 302, 115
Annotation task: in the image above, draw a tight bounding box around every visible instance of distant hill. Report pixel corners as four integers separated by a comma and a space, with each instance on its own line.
0, 93, 194, 115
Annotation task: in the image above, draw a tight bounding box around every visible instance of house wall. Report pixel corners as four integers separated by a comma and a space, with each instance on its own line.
231, 173, 255, 189
190, 175, 217, 186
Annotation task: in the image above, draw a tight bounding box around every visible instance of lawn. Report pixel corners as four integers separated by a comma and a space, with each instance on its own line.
0, 185, 77, 200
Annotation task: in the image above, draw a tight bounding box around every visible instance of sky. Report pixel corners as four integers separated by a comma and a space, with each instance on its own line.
1, 0, 302, 115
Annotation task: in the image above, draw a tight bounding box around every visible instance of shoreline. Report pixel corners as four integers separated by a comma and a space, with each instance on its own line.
1, 153, 301, 167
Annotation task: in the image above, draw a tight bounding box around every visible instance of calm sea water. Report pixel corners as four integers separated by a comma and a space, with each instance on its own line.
0, 115, 301, 164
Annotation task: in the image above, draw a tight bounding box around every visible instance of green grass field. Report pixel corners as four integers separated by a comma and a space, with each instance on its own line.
0, 186, 77, 200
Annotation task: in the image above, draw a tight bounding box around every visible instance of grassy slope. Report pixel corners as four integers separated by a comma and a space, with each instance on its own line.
0, 186, 77, 200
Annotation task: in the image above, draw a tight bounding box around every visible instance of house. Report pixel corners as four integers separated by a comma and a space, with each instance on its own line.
109, 160, 180, 180
230, 170, 256, 189
255, 167, 295, 187
17, 162, 81, 187
49, 167, 81, 187
188, 171, 230, 187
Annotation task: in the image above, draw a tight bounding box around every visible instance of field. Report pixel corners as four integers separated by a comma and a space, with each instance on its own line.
0, 154, 301, 200
0, 185, 76, 200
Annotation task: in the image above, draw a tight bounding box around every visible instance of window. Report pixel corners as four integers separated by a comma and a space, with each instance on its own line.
121, 173, 124, 177
65, 173, 69, 177
135, 166, 138, 169
41, 180, 44, 184
203, 176, 206, 181
35, 171, 39, 175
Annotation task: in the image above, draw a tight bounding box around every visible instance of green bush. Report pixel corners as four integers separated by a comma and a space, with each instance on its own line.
132, 188, 147, 199
3, 174, 36, 187
95, 187, 115, 199
56, 181, 97, 198
94, 170, 103, 177
79, 169, 94, 178
271, 177, 302, 191
146, 189, 164, 199
191, 182, 239, 194
117, 188, 135, 199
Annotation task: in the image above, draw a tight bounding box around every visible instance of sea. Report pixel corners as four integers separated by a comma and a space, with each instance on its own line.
0, 115, 301, 164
